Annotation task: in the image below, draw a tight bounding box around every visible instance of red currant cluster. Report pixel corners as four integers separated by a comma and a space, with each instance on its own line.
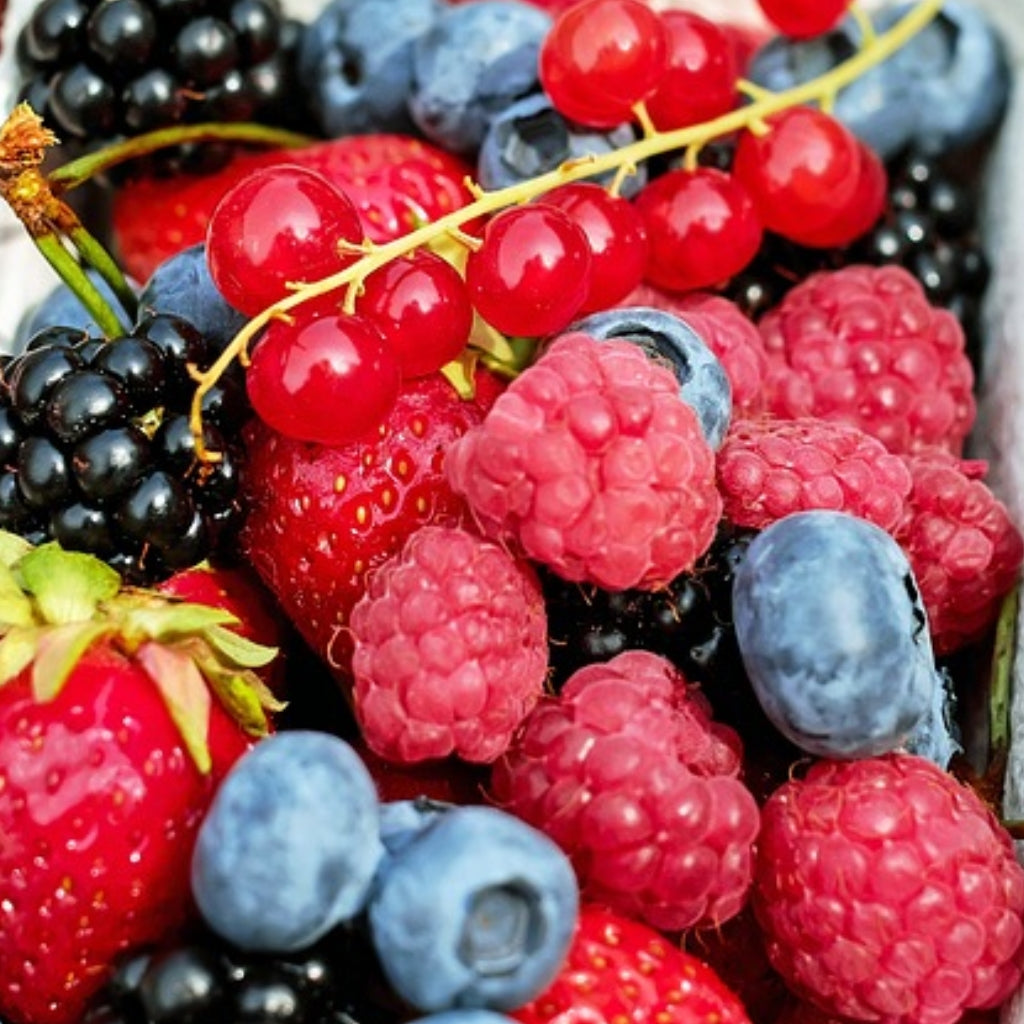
197, 0, 937, 452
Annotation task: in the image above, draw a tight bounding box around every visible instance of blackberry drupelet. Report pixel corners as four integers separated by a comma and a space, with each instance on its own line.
0, 314, 247, 584
15, 0, 309, 172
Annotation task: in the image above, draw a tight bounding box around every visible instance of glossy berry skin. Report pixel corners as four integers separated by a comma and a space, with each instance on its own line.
206, 165, 365, 316
369, 805, 579, 1012
756, 0, 850, 39
539, 0, 668, 128
540, 183, 648, 314
732, 107, 863, 244
635, 167, 763, 293
357, 250, 473, 377
247, 310, 401, 445
733, 510, 939, 759
645, 10, 738, 131
466, 205, 592, 337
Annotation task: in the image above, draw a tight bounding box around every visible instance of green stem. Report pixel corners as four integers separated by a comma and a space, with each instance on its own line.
990, 585, 1019, 757
49, 122, 314, 193
35, 234, 128, 338
68, 224, 138, 320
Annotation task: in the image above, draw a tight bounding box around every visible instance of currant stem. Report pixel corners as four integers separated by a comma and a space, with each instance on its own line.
188, 0, 944, 460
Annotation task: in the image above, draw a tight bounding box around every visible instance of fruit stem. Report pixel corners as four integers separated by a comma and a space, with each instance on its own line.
187, 0, 944, 460
989, 584, 1018, 759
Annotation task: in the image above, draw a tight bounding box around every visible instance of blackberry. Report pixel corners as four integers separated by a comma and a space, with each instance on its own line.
0, 314, 247, 584
15, 0, 308, 173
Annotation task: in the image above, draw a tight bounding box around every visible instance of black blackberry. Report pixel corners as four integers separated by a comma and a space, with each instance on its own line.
15, 0, 309, 173
0, 314, 247, 584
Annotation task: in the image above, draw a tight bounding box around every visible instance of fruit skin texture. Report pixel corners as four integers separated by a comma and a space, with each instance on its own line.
754, 754, 1024, 1024
351, 525, 548, 764
0, 643, 252, 1024
894, 448, 1024, 655
513, 904, 752, 1024
445, 333, 722, 591
492, 650, 760, 933
759, 264, 975, 456
237, 368, 504, 681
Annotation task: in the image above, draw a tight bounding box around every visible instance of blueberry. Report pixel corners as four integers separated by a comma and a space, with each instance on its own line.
568, 306, 732, 449
297, 0, 442, 137
191, 731, 385, 953
379, 797, 452, 856
409, 1, 551, 156
136, 243, 247, 355
477, 92, 645, 197
903, 667, 962, 769
732, 510, 939, 759
368, 805, 578, 1012
747, 16, 917, 161
877, 0, 1011, 154
409, 1013, 520, 1024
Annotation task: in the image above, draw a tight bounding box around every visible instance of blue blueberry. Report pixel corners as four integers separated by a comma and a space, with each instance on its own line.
409, 1014, 520, 1024
732, 510, 940, 759
297, 0, 443, 137
876, 0, 1011, 155
477, 92, 645, 197
379, 797, 452, 856
409, 2, 552, 156
368, 805, 578, 1012
136, 243, 248, 355
191, 731, 385, 953
903, 666, 962, 769
14, 269, 135, 352
568, 306, 732, 449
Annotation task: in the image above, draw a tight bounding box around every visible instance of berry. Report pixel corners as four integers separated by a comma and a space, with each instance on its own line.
192, 731, 384, 953
756, 0, 850, 39
568, 305, 733, 449
538, 0, 668, 129
350, 525, 548, 764
445, 333, 721, 591
716, 416, 912, 533
733, 510, 940, 759
754, 754, 1024, 1024
759, 264, 976, 456
368, 805, 579, 1012
513, 904, 752, 1024
894, 448, 1024, 655
492, 650, 759, 932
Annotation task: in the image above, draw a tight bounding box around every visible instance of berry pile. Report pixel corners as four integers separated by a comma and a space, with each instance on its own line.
0, 1, 1021, 1024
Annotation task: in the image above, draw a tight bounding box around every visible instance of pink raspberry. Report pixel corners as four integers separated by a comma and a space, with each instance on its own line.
350, 525, 548, 764
894, 447, 1024, 656
759, 264, 976, 456
491, 650, 760, 933
716, 416, 912, 533
624, 283, 769, 418
755, 754, 1024, 1024
445, 333, 722, 590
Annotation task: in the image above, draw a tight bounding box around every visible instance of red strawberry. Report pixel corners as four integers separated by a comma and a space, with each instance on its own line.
112, 134, 474, 282
237, 368, 505, 685
0, 536, 280, 1024
514, 904, 752, 1024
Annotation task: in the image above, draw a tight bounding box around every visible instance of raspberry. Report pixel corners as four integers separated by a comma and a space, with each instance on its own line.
759, 265, 976, 456
894, 448, 1024, 655
624, 283, 769, 419
445, 333, 722, 591
716, 416, 912, 533
491, 650, 760, 933
754, 754, 1024, 1024
350, 525, 548, 764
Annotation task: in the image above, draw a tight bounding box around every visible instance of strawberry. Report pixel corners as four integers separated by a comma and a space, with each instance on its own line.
513, 904, 753, 1024
236, 367, 505, 686
0, 533, 280, 1024
112, 134, 475, 283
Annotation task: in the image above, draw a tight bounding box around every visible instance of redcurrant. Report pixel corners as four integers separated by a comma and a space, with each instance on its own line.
206, 165, 365, 317
540, 182, 648, 314
539, 0, 669, 128
634, 167, 763, 293
646, 11, 739, 131
731, 106, 863, 243
357, 250, 474, 378
246, 310, 401, 445
756, 0, 850, 39
465, 205, 592, 337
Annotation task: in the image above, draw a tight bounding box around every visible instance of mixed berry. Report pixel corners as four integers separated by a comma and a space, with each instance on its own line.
0, 0, 1021, 1023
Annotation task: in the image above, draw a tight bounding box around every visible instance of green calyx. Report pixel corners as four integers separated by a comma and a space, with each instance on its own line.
0, 532, 283, 774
